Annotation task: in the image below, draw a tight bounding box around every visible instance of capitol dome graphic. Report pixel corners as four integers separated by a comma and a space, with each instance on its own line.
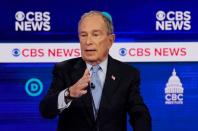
165, 68, 184, 94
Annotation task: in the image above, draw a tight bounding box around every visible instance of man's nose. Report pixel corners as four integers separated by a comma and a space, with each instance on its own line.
86, 35, 93, 45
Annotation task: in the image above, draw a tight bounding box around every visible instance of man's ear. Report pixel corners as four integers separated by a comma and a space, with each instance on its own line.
109, 34, 115, 43
108, 34, 115, 48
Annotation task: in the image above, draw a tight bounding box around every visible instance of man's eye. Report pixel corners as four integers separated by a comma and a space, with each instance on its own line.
93, 33, 100, 37
80, 34, 87, 37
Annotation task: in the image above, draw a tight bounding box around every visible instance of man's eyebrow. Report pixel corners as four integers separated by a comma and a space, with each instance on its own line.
79, 30, 102, 34
79, 31, 87, 34
92, 29, 102, 33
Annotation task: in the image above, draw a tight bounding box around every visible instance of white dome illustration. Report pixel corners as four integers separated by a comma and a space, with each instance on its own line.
165, 68, 184, 93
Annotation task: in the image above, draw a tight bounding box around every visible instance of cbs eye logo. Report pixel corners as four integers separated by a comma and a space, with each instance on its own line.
15, 11, 25, 21
119, 48, 127, 56
15, 11, 51, 31
156, 11, 166, 21
12, 48, 20, 57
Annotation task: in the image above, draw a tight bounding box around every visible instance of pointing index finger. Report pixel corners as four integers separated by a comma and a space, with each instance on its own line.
83, 68, 90, 77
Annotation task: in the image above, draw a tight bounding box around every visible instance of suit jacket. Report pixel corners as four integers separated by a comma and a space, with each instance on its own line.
40, 56, 151, 131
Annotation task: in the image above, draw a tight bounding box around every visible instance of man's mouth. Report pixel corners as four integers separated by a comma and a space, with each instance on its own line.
85, 49, 96, 52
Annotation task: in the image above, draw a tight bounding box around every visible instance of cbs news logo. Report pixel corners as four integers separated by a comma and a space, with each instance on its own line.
15, 11, 50, 31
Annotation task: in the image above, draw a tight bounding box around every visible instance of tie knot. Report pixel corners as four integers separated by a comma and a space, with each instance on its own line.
91, 65, 100, 73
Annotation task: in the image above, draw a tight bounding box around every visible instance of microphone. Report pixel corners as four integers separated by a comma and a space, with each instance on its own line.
90, 82, 95, 89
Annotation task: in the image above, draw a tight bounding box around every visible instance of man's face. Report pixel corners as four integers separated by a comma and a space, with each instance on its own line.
78, 14, 115, 64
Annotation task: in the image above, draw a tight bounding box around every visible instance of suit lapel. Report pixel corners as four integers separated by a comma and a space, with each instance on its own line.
97, 56, 120, 118
70, 58, 95, 124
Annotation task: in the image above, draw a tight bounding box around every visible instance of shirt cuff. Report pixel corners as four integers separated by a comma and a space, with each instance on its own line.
57, 89, 72, 112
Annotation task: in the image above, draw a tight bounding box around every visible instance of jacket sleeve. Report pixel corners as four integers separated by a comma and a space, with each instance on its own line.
127, 69, 152, 131
39, 64, 68, 119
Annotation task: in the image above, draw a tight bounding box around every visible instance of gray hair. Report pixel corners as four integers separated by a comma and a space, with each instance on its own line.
78, 10, 114, 34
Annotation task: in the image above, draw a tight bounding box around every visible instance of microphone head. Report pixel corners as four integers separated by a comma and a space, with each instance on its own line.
90, 83, 95, 89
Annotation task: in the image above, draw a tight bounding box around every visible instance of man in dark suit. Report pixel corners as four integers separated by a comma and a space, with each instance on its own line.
40, 11, 151, 131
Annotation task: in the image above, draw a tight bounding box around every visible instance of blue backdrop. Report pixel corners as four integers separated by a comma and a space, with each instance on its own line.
0, 0, 198, 131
